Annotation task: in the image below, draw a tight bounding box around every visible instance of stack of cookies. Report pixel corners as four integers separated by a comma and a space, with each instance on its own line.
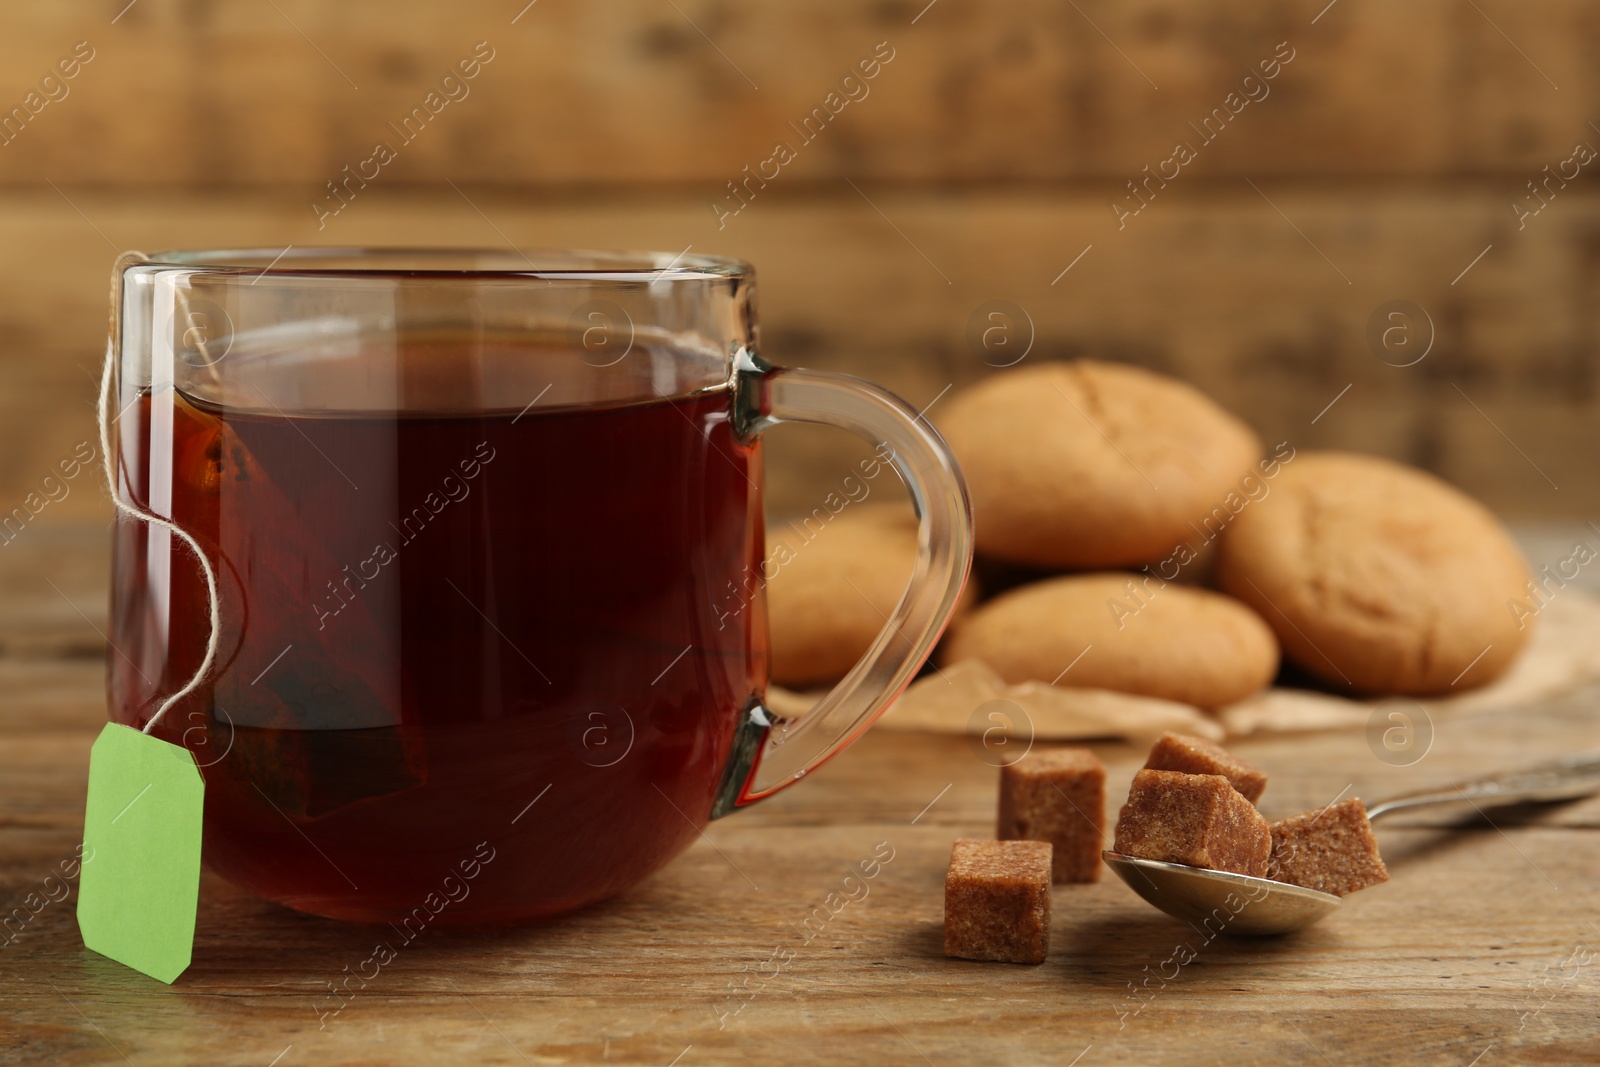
769, 359, 1534, 704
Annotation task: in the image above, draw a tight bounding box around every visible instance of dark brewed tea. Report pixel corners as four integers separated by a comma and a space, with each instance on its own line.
109, 339, 766, 923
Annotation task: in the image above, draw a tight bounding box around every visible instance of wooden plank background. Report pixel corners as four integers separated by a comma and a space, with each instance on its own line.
0, 1, 1594, 184
1, 1, 1597, 524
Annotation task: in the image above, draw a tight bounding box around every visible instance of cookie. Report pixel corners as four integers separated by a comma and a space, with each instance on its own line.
767, 504, 973, 688
937, 361, 1262, 568
1215, 451, 1531, 694
941, 573, 1279, 709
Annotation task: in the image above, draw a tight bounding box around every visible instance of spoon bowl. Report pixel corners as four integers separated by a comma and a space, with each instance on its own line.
1102, 851, 1339, 936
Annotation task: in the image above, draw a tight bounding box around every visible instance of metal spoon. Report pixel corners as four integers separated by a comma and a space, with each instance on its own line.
1102, 751, 1600, 936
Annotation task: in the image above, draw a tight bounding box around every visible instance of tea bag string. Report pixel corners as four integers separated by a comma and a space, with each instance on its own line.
98, 340, 221, 735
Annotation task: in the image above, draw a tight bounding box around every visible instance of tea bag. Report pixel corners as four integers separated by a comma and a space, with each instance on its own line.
169, 393, 428, 818
78, 723, 204, 984
82, 339, 208, 983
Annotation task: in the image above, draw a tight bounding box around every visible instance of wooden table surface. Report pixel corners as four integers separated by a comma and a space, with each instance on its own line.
4, 526, 1600, 1067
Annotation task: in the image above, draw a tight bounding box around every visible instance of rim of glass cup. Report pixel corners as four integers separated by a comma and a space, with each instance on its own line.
125, 246, 753, 283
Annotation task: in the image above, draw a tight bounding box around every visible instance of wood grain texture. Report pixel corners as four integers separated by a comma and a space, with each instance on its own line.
0, 184, 1594, 527
0, 0, 1594, 186
2, 526, 1600, 1065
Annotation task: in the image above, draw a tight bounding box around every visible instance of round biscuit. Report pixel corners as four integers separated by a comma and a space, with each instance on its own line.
1215, 450, 1532, 694
941, 573, 1280, 709
937, 361, 1262, 568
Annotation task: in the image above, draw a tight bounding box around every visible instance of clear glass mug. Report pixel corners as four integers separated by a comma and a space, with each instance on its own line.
106, 248, 972, 924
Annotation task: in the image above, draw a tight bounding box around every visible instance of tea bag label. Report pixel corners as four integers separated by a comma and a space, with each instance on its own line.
77, 723, 204, 984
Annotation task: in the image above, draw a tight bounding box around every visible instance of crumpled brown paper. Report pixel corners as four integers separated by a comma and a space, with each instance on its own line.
764, 591, 1600, 743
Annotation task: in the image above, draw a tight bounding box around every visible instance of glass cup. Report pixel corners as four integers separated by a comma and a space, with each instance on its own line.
105, 248, 972, 925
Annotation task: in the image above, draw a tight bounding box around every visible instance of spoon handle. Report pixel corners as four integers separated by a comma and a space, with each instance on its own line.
1365, 751, 1600, 821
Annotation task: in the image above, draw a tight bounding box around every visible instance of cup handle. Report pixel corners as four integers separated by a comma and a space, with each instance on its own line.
711, 356, 974, 816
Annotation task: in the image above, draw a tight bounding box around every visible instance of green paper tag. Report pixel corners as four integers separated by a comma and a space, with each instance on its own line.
77, 723, 204, 984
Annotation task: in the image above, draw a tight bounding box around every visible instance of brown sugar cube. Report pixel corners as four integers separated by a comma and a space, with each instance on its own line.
943, 839, 1052, 964
1113, 769, 1272, 876
1267, 798, 1390, 896
1143, 731, 1268, 804
998, 747, 1107, 884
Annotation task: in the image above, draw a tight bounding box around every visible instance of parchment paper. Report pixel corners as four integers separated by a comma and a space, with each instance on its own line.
764, 591, 1600, 742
